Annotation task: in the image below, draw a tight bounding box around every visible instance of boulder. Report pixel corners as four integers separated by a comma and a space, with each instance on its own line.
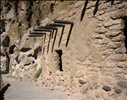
102, 86, 111, 91
79, 79, 86, 85
115, 89, 122, 94
117, 80, 127, 88
24, 57, 34, 66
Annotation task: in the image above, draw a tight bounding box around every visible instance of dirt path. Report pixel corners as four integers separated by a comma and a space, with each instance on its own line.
2, 75, 69, 100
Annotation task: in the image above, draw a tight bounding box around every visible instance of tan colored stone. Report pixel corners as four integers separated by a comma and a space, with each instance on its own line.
80, 84, 89, 94
105, 30, 121, 38
114, 47, 126, 54
102, 49, 114, 57
104, 76, 116, 85
93, 34, 103, 39
104, 19, 121, 27
108, 54, 127, 62
24, 57, 34, 65
124, 75, 127, 80
95, 89, 101, 98
97, 38, 109, 45
108, 42, 122, 49
117, 62, 127, 68
115, 96, 126, 100
87, 90, 97, 100
112, 34, 125, 42
109, 24, 123, 30
111, 9, 127, 19
107, 90, 114, 96
94, 27, 108, 34
100, 89, 109, 100
76, 70, 84, 78
87, 75, 99, 84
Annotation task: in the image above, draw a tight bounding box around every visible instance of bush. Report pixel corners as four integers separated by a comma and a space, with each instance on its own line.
0, 70, 8, 74
0, 75, 3, 83
34, 67, 42, 78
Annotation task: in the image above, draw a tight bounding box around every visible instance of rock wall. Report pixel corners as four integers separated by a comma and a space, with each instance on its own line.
1, 0, 127, 100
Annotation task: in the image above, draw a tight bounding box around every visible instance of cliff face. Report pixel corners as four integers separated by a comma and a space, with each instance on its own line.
1, 0, 65, 45
1, 0, 75, 71
1, 0, 127, 99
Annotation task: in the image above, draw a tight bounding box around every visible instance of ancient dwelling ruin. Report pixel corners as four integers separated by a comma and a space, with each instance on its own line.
0, 0, 127, 99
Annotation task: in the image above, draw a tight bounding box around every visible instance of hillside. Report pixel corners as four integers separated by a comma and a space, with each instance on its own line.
1, 0, 127, 99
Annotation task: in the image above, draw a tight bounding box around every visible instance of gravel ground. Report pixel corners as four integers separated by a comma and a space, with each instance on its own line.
2, 75, 69, 100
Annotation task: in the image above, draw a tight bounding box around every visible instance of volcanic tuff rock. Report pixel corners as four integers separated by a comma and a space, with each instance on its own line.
1, 0, 127, 100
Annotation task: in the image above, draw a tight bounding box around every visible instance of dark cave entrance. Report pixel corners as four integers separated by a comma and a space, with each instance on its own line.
55, 50, 63, 71
9, 44, 16, 54
123, 17, 127, 53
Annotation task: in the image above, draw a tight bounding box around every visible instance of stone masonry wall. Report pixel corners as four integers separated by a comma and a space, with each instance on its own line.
1, 1, 127, 100
36, 1, 127, 99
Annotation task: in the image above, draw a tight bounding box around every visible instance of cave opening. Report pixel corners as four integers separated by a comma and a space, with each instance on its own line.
55, 50, 63, 71
123, 17, 127, 53
9, 44, 16, 54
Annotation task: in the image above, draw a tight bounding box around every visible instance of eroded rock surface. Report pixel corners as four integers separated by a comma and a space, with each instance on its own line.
1, 1, 127, 100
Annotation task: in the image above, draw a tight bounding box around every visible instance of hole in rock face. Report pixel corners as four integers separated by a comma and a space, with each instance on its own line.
33, 46, 42, 59
50, 3, 55, 13
20, 48, 31, 52
2, 35, 10, 47
123, 17, 127, 53
55, 50, 63, 71
0, 52, 5, 56
9, 44, 16, 54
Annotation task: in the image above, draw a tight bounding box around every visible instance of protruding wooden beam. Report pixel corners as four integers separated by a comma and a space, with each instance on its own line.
53, 20, 73, 24
53, 20, 74, 47
38, 26, 58, 30
33, 29, 53, 32
28, 35, 44, 37
46, 23, 65, 27
51, 30, 57, 52
29, 31, 46, 34
38, 26, 58, 38
28, 33, 46, 37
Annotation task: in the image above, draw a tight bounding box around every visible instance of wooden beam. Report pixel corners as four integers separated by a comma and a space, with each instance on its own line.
29, 31, 46, 34
38, 26, 58, 30
53, 20, 73, 24
28, 34, 44, 37
33, 29, 53, 32
46, 23, 65, 27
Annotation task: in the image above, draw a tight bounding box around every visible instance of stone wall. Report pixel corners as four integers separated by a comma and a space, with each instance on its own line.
1, 0, 127, 100
36, 1, 127, 99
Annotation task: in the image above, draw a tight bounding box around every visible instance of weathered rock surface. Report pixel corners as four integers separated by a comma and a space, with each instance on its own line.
1, 1, 127, 100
